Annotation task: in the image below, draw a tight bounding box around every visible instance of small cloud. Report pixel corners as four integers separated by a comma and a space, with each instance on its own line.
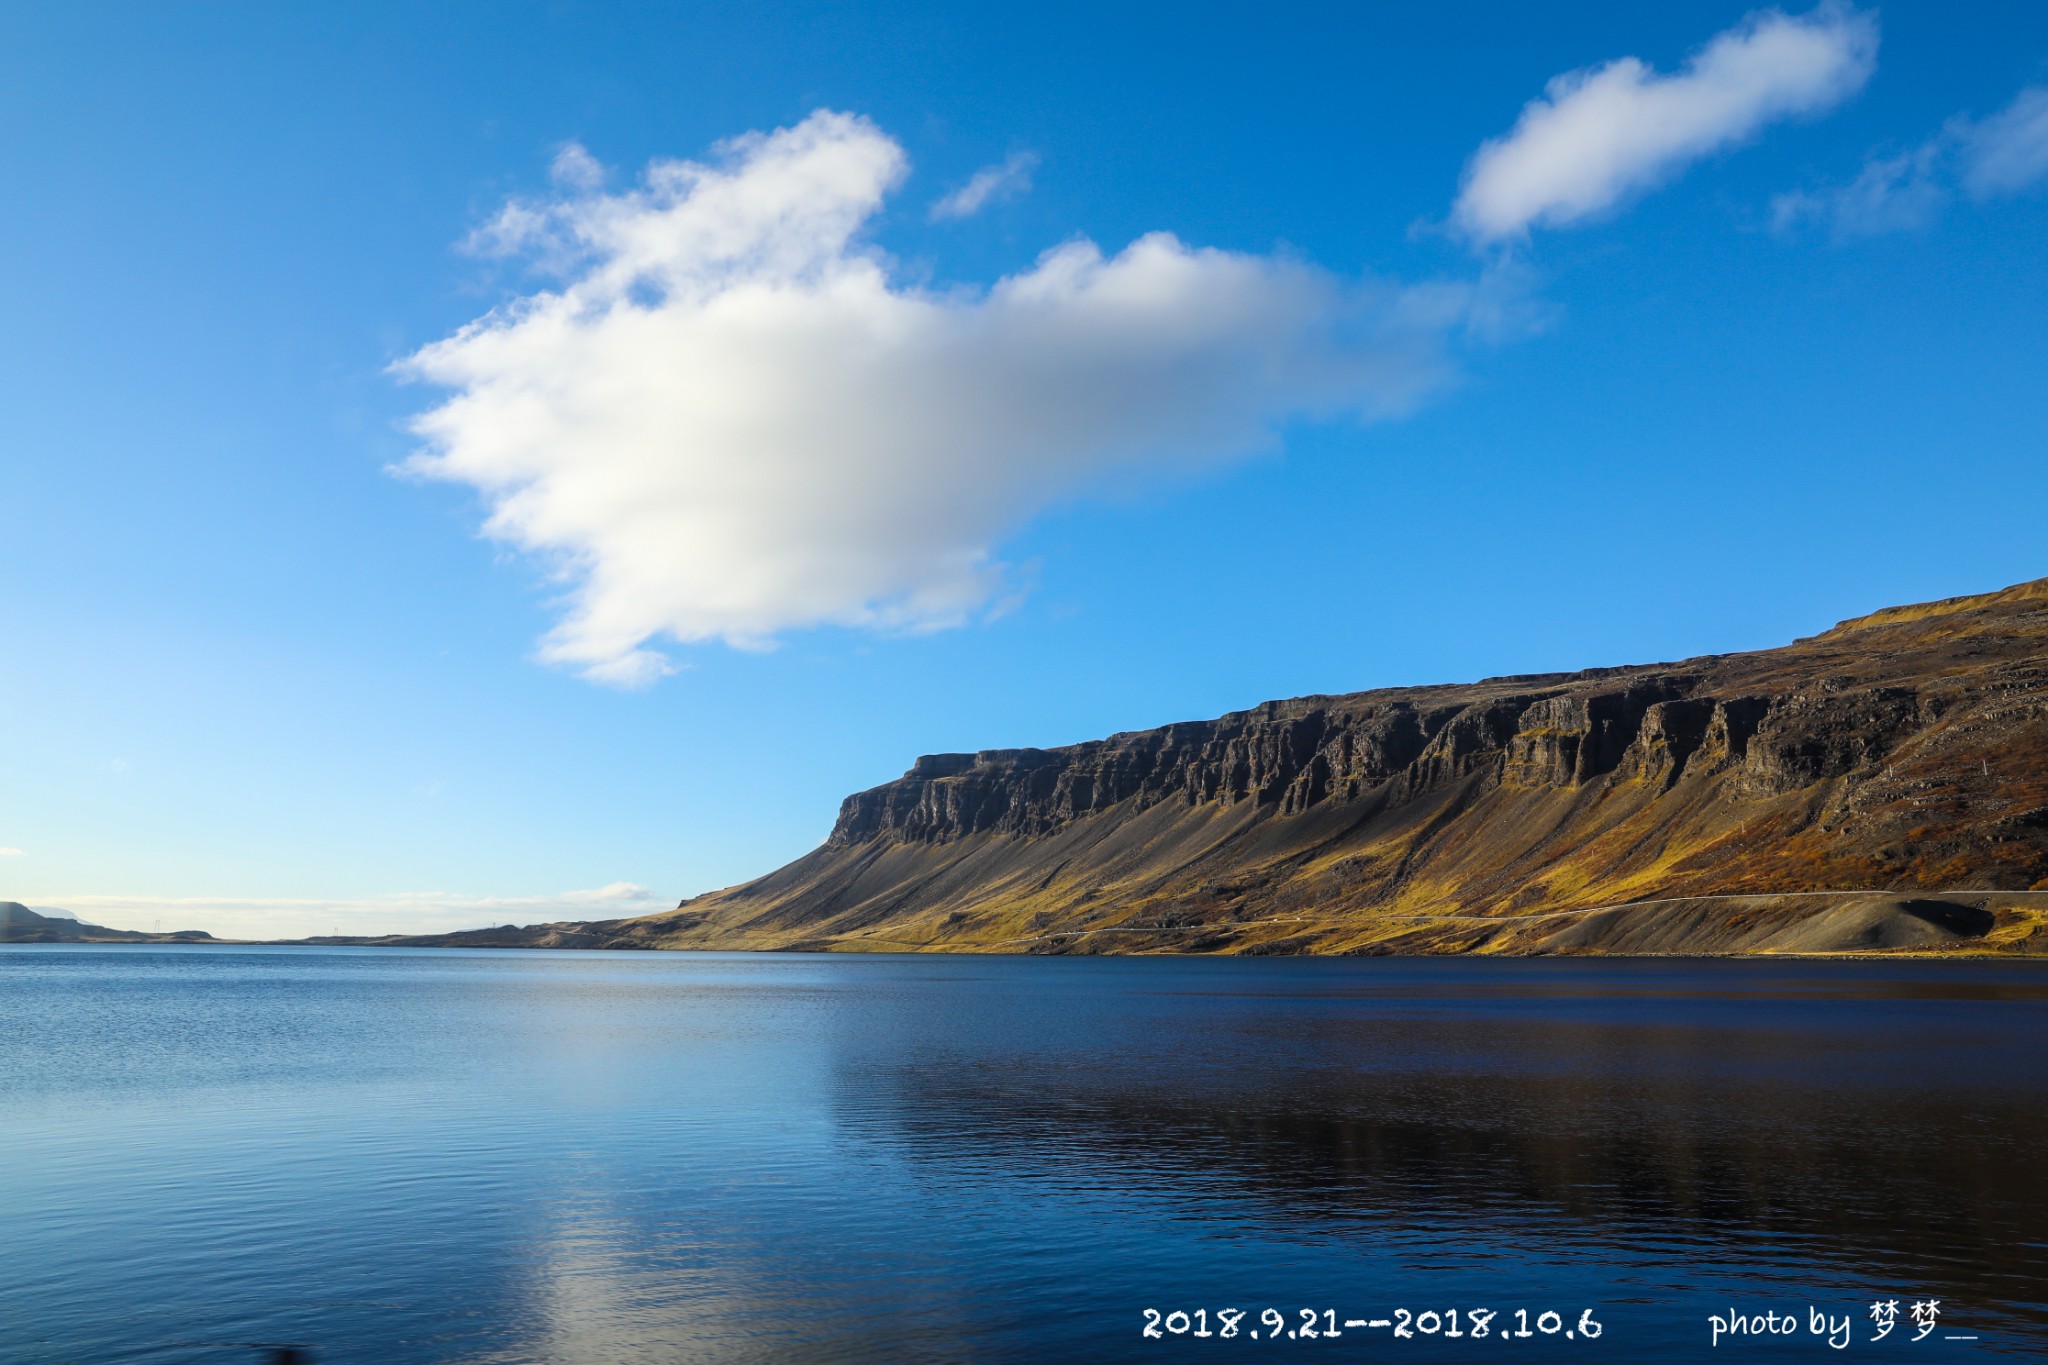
1958, 86, 2048, 198
575, 648, 683, 690
559, 881, 660, 905
551, 141, 606, 191
1771, 139, 1947, 237
0, 846, 24, 857
460, 143, 610, 262
1774, 83, 2048, 239
929, 150, 1039, 220
1454, 4, 1878, 244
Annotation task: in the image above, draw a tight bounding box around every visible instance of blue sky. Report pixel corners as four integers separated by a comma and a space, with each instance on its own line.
2, 1, 2044, 937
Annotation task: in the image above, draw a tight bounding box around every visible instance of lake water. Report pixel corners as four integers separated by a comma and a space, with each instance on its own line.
2, 947, 2044, 1363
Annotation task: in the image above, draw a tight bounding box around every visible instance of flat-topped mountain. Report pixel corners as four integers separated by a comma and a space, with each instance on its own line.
380, 577, 2048, 956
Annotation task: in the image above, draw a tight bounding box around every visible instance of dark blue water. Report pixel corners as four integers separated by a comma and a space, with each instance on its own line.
2, 947, 2044, 1363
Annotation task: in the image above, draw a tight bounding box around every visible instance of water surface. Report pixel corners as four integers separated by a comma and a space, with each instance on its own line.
2, 946, 2044, 1361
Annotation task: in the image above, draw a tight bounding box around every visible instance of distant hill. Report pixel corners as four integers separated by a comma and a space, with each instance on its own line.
0, 902, 214, 944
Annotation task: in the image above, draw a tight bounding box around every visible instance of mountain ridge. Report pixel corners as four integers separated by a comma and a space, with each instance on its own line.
314, 576, 2048, 957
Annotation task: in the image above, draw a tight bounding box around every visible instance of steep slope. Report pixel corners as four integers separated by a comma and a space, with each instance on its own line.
610, 577, 2048, 955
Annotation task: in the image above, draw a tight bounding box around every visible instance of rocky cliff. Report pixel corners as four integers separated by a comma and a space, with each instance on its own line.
424, 577, 2048, 956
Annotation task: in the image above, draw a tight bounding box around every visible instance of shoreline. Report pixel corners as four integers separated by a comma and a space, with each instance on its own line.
13, 887, 2045, 960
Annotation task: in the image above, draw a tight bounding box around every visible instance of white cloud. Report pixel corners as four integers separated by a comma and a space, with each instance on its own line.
930, 150, 1039, 220
1771, 139, 1947, 237
399, 110, 1478, 684
1455, 4, 1877, 243
1773, 84, 2048, 237
0, 846, 23, 857
47, 882, 668, 941
550, 141, 606, 192
1958, 86, 2048, 197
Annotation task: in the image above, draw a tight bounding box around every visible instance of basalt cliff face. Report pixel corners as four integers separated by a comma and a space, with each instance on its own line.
473, 578, 2048, 956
